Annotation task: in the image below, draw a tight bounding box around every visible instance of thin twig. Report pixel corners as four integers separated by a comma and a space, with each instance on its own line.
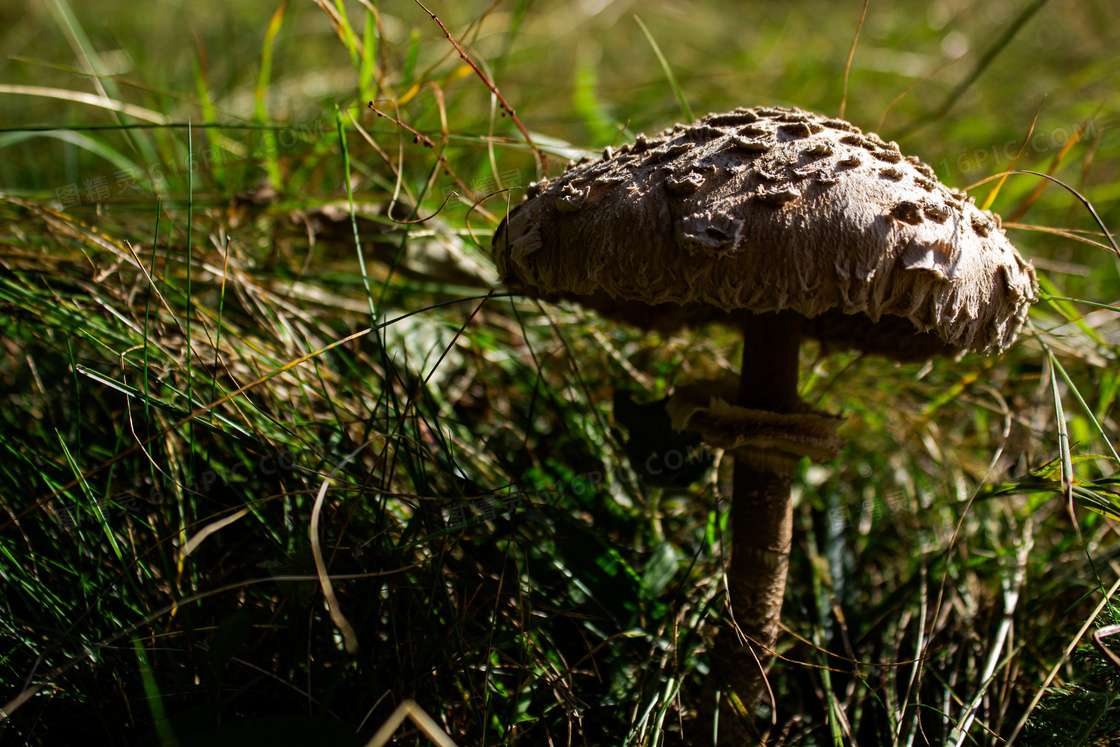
413, 0, 543, 174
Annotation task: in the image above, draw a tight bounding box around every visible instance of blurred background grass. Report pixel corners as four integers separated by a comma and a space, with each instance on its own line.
1, 0, 1120, 745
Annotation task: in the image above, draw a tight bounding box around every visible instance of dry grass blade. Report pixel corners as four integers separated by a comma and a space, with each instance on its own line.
179, 508, 250, 559
0, 84, 167, 122
1004, 575, 1120, 746
1006, 118, 1098, 222
949, 520, 1033, 746
365, 700, 459, 747
978, 98, 1044, 211
311, 474, 357, 655
839, 0, 869, 120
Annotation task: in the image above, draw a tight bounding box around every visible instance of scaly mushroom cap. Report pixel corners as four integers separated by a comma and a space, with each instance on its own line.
493, 106, 1037, 360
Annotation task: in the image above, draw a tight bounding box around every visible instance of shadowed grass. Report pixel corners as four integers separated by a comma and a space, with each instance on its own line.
0, 1, 1119, 745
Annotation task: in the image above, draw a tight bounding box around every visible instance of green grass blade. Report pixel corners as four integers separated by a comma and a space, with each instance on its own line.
332, 0, 361, 69
0, 130, 141, 187
359, 8, 379, 101
255, 0, 288, 189
633, 15, 693, 123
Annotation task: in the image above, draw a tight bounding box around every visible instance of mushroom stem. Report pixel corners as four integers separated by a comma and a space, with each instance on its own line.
709, 311, 801, 740
738, 310, 801, 413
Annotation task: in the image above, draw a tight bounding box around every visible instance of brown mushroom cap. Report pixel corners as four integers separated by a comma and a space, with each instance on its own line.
493, 106, 1037, 360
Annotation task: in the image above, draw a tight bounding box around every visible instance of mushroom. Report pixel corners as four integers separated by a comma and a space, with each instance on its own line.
491, 106, 1037, 740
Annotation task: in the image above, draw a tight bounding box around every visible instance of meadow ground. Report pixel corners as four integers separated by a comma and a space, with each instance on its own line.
2, 1, 1120, 744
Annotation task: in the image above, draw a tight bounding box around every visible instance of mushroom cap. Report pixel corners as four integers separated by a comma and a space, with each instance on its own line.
492, 106, 1037, 359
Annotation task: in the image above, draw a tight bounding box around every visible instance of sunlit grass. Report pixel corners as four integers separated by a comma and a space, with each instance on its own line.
1, 1, 1119, 745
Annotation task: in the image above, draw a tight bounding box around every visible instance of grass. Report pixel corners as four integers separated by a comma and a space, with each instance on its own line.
1, 0, 1120, 744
